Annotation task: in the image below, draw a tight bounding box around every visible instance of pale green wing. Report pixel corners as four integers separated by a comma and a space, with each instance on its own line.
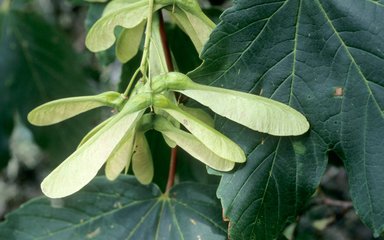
154, 95, 245, 163
104, 128, 136, 181
28, 91, 123, 126
102, 0, 144, 16
132, 131, 154, 184
86, 0, 147, 52
179, 104, 214, 127
41, 109, 145, 198
154, 116, 235, 171
116, 21, 145, 63
78, 92, 150, 148
169, 6, 214, 54
85, 0, 165, 52
153, 72, 310, 136
77, 116, 116, 148
179, 84, 310, 136
163, 135, 177, 148
156, 103, 214, 148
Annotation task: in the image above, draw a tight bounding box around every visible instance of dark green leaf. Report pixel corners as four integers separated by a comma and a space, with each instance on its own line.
191, 0, 384, 238
0, 10, 94, 163
0, 122, 11, 169
0, 176, 227, 240
166, 23, 201, 74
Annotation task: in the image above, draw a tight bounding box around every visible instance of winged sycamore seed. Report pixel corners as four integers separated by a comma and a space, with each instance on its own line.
27, 0, 310, 199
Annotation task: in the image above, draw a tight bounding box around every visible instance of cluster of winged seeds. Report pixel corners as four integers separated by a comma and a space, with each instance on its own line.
28, 0, 309, 198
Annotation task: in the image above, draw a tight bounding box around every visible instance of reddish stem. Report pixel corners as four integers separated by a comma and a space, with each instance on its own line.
159, 11, 177, 192
159, 11, 174, 71
166, 147, 178, 193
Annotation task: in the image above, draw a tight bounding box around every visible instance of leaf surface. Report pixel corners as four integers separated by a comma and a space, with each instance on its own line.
189, 0, 384, 237
0, 176, 227, 240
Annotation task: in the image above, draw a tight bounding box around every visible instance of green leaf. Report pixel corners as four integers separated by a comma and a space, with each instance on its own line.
132, 131, 154, 184
115, 21, 145, 63
0, 176, 227, 240
154, 94, 246, 163
41, 109, 145, 198
27, 91, 123, 126
154, 116, 235, 171
165, 22, 201, 73
191, 0, 384, 238
0, 10, 94, 162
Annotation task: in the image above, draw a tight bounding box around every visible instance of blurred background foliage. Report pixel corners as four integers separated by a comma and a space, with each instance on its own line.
0, 0, 380, 239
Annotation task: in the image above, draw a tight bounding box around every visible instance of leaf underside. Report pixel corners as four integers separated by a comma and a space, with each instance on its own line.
0, 176, 227, 240
190, 0, 384, 238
